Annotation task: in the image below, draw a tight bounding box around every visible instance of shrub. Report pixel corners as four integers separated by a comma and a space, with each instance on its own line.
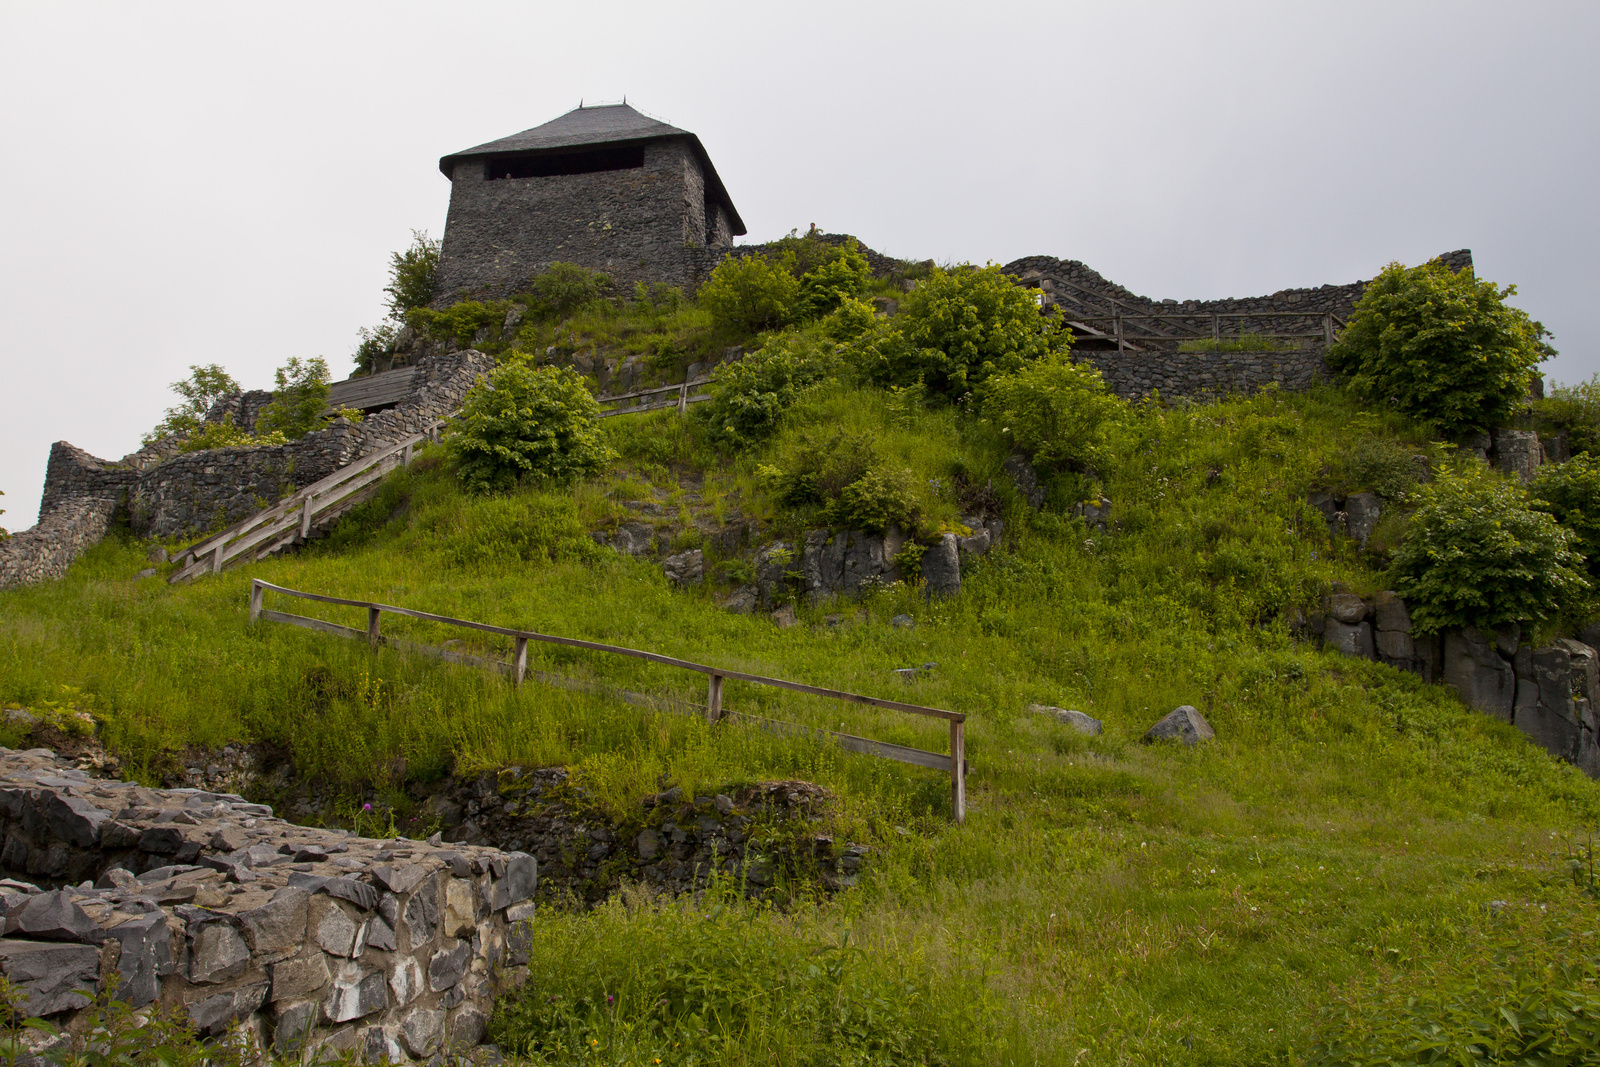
1532, 454, 1600, 579
141, 364, 241, 446
1535, 374, 1600, 457
448, 362, 614, 493
1328, 435, 1431, 503
353, 322, 397, 376
850, 264, 1064, 402
407, 300, 508, 349
829, 465, 920, 532
531, 262, 611, 320
820, 297, 877, 342
383, 229, 440, 321
797, 241, 871, 319
1327, 258, 1553, 438
693, 336, 838, 450
176, 417, 288, 453
980, 353, 1123, 470
255, 357, 332, 440
1389, 464, 1587, 633
698, 253, 800, 334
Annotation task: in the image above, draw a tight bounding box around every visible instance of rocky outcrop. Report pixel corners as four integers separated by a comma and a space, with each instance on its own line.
0, 748, 533, 1060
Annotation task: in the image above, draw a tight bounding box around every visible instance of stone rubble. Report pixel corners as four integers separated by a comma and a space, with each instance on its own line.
0, 748, 535, 1060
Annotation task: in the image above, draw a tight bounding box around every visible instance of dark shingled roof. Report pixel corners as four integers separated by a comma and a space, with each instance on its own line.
439, 103, 746, 236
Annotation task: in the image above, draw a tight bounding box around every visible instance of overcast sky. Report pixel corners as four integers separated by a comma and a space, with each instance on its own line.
3, 1, 1596, 526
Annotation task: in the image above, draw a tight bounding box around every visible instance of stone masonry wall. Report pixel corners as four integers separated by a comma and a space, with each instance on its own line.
0, 747, 534, 1061
27, 351, 495, 548
0, 499, 119, 593
1003, 250, 1475, 400
434, 139, 733, 303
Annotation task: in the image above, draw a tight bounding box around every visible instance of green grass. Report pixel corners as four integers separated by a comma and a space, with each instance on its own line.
2, 385, 1597, 1065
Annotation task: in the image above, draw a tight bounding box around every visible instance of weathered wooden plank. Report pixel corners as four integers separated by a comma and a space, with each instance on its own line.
257, 609, 367, 641
251, 580, 965, 722
597, 394, 713, 419
328, 367, 417, 410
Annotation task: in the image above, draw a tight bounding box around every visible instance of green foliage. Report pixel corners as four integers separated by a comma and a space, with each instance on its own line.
979, 354, 1123, 470
1177, 332, 1292, 353
407, 300, 509, 349
1532, 454, 1600, 580
1327, 258, 1553, 438
821, 298, 879, 342
694, 335, 839, 450
383, 229, 440, 321
849, 264, 1064, 402
1308, 898, 1600, 1067
448, 362, 615, 493
491, 894, 968, 1067
829, 465, 921, 533
531, 262, 612, 320
798, 241, 871, 319
353, 321, 397, 376
1535, 374, 1600, 457
698, 253, 801, 335
1328, 435, 1433, 503
1390, 464, 1587, 634
175, 416, 288, 454
255, 356, 333, 441
141, 364, 241, 446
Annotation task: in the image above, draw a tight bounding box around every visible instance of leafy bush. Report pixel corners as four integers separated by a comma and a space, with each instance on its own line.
1535, 374, 1600, 457
1532, 454, 1600, 579
829, 465, 921, 532
797, 241, 871, 319
176, 417, 288, 453
255, 356, 332, 440
383, 229, 440, 320
353, 321, 398, 376
491, 895, 963, 1067
141, 364, 241, 445
1327, 258, 1553, 438
758, 429, 923, 533
1329, 435, 1431, 502
849, 264, 1065, 402
698, 253, 800, 334
448, 362, 614, 493
980, 353, 1123, 470
693, 335, 838, 450
407, 300, 509, 349
531, 262, 611, 320
820, 297, 878, 342
1389, 464, 1587, 633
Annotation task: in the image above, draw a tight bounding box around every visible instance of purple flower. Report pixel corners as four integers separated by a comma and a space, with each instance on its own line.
363, 803, 372, 811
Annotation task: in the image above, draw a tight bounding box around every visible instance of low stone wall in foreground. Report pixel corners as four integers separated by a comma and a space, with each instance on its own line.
0, 748, 534, 1061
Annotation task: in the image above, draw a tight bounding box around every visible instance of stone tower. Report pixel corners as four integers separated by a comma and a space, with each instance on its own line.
433, 103, 746, 304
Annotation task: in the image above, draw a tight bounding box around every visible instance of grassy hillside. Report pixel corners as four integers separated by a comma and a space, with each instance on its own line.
4, 369, 1597, 1062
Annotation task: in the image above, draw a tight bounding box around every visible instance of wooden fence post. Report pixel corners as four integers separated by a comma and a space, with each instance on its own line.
513, 637, 528, 688
402, 443, 414, 466
950, 719, 966, 823
1115, 314, 1124, 352
249, 581, 263, 624
1212, 313, 1220, 343
367, 607, 382, 651
676, 382, 689, 416
300, 496, 315, 540
1324, 313, 1334, 345
706, 673, 723, 725
212, 543, 225, 575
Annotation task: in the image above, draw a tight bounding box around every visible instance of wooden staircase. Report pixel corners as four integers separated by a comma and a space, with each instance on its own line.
167, 421, 445, 583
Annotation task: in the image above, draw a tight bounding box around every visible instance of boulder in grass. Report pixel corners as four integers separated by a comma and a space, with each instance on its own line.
1028, 705, 1103, 735
1143, 705, 1215, 746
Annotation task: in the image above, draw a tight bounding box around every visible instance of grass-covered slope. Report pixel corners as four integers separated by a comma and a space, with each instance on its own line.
3, 380, 1597, 1063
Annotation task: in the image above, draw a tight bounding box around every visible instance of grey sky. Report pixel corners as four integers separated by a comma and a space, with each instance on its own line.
3, 1, 1595, 526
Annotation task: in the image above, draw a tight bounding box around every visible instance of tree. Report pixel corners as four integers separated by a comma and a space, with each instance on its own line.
980, 353, 1124, 470
1531, 454, 1600, 580
850, 265, 1063, 402
1327, 258, 1552, 438
1390, 464, 1587, 634
141, 364, 241, 445
384, 230, 441, 321
797, 241, 870, 319
448, 363, 615, 493
256, 357, 333, 440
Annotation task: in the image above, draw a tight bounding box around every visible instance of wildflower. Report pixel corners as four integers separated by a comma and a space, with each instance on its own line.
363, 803, 372, 811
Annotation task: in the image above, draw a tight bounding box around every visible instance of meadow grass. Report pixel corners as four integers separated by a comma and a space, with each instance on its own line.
1, 386, 1597, 1064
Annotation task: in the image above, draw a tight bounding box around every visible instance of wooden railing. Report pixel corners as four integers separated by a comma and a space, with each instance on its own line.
1066, 311, 1346, 353
595, 377, 712, 418
250, 579, 969, 821
167, 422, 445, 583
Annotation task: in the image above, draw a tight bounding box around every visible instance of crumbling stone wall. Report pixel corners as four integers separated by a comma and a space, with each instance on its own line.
23, 352, 494, 556
0, 499, 118, 592
0, 748, 534, 1060
1002, 250, 1475, 400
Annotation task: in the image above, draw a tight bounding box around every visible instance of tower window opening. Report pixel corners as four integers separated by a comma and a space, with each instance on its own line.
486, 146, 646, 180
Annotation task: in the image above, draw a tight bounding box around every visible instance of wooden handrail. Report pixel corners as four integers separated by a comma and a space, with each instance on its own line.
250, 579, 969, 821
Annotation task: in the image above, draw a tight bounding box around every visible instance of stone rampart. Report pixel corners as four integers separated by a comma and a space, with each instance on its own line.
0, 499, 119, 593
0, 748, 533, 1060
1002, 250, 1474, 400
28, 352, 494, 550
